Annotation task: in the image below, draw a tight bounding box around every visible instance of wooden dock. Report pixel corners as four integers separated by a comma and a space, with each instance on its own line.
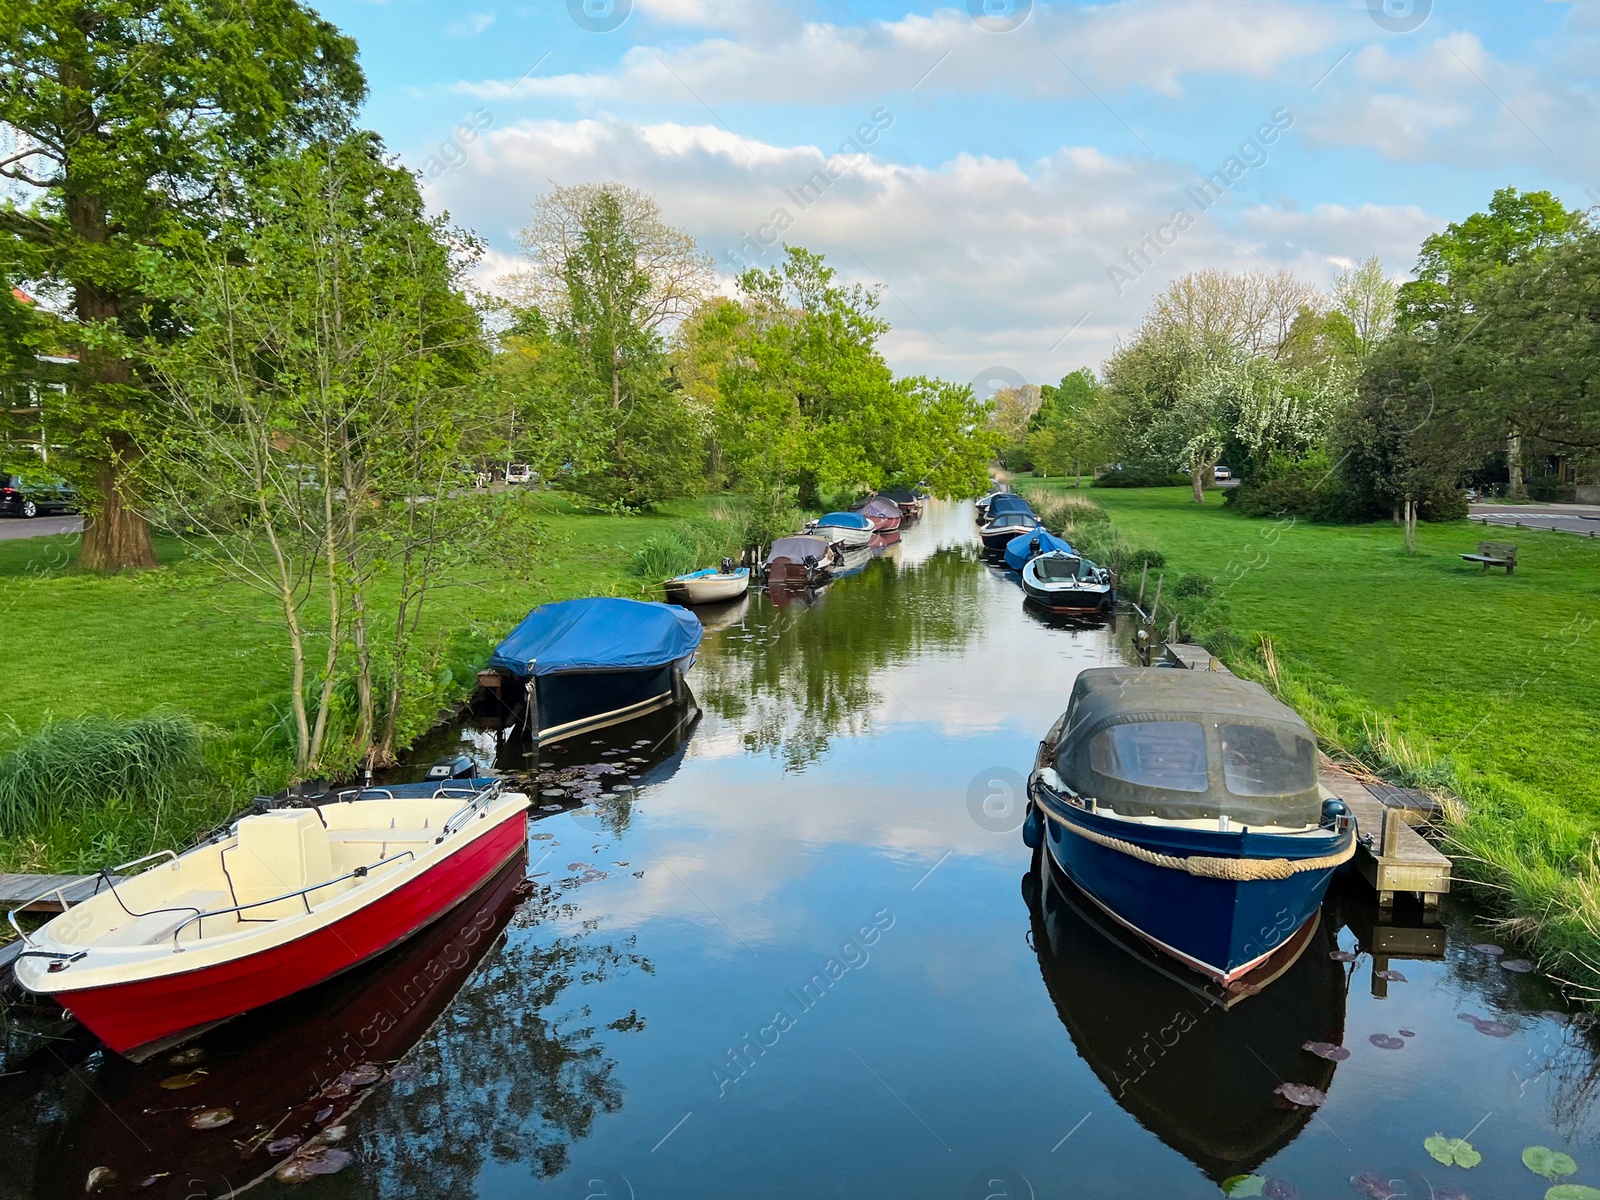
0, 872, 115, 914
1160, 642, 1453, 907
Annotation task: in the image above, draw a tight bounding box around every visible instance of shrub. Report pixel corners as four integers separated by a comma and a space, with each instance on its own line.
1229, 461, 1372, 523
1526, 476, 1576, 503
0, 714, 210, 839
1173, 574, 1213, 598
1418, 482, 1469, 521
1092, 466, 1192, 488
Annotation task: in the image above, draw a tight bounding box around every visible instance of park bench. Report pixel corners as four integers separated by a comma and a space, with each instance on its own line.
1459, 540, 1517, 575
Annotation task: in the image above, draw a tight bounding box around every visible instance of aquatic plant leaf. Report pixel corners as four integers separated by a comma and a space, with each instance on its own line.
1501, 959, 1535, 973
1263, 1180, 1299, 1200
1457, 1013, 1515, 1037
1329, 950, 1359, 962
1374, 969, 1407, 983
85, 1167, 117, 1193
1399, 1029, 1416, 1037
1369, 1033, 1406, 1050
1425, 1135, 1482, 1168
266, 1135, 302, 1155
1350, 1172, 1402, 1199
322, 1125, 348, 1143
530, 832, 554, 841
300, 1149, 353, 1176
166, 1047, 204, 1066
313, 1106, 334, 1123
1541, 1010, 1571, 1025
388, 1064, 421, 1081
1430, 1189, 1470, 1200
1473, 943, 1504, 956
1523, 1147, 1579, 1180
1545, 1188, 1600, 1200
1302, 1041, 1351, 1061
1273, 1082, 1325, 1108
1222, 1175, 1265, 1197
274, 1160, 317, 1185
185, 1107, 234, 1130
338, 1064, 382, 1087
158, 1070, 207, 1090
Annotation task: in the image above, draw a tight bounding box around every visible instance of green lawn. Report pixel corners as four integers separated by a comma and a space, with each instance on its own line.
1023, 477, 1600, 988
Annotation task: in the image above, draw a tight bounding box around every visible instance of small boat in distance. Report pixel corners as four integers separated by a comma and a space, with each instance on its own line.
765, 534, 840, 586
484, 597, 702, 743
980, 510, 1040, 551
13, 780, 530, 1059
665, 559, 751, 605
1004, 527, 1074, 572
1021, 551, 1115, 613
880, 487, 925, 521
1025, 668, 1356, 984
855, 495, 903, 533
806, 511, 874, 549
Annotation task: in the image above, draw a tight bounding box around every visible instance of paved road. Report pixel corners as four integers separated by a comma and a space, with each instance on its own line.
1469, 503, 1600, 537
0, 515, 83, 541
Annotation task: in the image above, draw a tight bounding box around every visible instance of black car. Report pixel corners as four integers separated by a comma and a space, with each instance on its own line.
0, 471, 79, 518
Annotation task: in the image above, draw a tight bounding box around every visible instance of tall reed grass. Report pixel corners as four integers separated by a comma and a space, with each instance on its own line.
1019, 488, 1165, 575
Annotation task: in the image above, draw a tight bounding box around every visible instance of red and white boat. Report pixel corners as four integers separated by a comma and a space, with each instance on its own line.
12, 781, 529, 1059
855, 496, 902, 533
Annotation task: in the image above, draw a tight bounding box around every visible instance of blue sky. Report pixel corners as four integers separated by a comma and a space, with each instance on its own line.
317, 0, 1600, 381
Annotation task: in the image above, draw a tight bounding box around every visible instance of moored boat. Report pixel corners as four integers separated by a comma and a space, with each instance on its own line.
855, 495, 903, 533
13, 780, 531, 1058
880, 487, 924, 521
806, 511, 874, 549
1025, 668, 1356, 984
764, 534, 840, 586
665, 560, 751, 605
1003, 527, 1074, 572
979, 508, 1040, 551
483, 597, 702, 743
1021, 550, 1115, 613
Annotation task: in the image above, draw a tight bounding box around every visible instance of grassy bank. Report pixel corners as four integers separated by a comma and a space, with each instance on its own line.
0, 492, 737, 876
1023, 477, 1600, 996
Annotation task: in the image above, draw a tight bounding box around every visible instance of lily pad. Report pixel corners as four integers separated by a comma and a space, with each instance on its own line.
1458, 1013, 1515, 1037
275, 1160, 318, 1185
158, 1070, 208, 1090
1546, 1189, 1600, 1200
388, 1063, 421, 1081
185, 1107, 234, 1130
1264, 1181, 1299, 1200
1369, 1033, 1406, 1050
1303, 1040, 1351, 1062
1523, 1147, 1579, 1180
1425, 1134, 1482, 1168
1374, 969, 1407, 983
1502, 959, 1535, 973
1473, 943, 1505, 956
1222, 1175, 1266, 1197
299, 1149, 353, 1176
1399, 1029, 1416, 1038
322, 1125, 348, 1143
1273, 1082, 1326, 1108
266, 1135, 303, 1155
166, 1047, 205, 1066
1329, 950, 1359, 963
85, 1167, 118, 1193
1350, 1173, 1402, 1199
338, 1063, 383, 1087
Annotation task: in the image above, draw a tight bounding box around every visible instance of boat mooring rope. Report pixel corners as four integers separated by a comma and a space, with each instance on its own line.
1043, 806, 1357, 880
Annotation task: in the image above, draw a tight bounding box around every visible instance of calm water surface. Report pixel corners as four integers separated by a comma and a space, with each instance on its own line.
4, 501, 1599, 1199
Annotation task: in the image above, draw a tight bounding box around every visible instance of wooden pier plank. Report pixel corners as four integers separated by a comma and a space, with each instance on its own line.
0, 872, 116, 913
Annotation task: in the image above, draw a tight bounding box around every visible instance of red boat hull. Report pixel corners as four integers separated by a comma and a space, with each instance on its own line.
863, 513, 901, 532
52, 811, 528, 1058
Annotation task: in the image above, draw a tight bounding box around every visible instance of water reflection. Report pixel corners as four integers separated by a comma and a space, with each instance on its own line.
1026, 854, 1347, 1184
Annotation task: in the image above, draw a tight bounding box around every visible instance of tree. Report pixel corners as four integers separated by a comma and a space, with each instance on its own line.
1332, 255, 1397, 357
989, 384, 1042, 466
1027, 369, 1110, 483
0, 0, 364, 570
145, 138, 494, 774
1150, 269, 1322, 359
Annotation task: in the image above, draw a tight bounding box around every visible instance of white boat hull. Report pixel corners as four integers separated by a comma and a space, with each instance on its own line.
664, 572, 751, 604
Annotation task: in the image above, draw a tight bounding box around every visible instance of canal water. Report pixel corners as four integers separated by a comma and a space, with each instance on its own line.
4, 500, 1599, 1199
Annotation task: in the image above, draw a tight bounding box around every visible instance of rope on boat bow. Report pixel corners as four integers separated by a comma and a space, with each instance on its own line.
1045, 808, 1357, 880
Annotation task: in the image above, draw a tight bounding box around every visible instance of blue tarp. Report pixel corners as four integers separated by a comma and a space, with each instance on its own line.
987, 494, 1034, 518
490, 597, 703, 677
815, 511, 873, 531
1004, 528, 1075, 571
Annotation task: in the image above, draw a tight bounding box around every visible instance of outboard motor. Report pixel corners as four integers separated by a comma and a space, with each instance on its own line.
720, 556, 736, 575
425, 753, 476, 782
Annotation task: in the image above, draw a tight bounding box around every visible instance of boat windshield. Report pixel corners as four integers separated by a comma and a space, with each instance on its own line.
1220, 724, 1317, 796
1088, 721, 1209, 793
1036, 555, 1085, 582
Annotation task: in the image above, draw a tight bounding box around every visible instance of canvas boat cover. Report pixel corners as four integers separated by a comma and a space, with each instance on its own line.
1004, 528, 1075, 571
815, 511, 873, 531
987, 494, 1034, 518
985, 512, 1040, 534
858, 497, 901, 520
766, 535, 833, 564
490, 597, 702, 678
1029, 552, 1107, 584
881, 487, 920, 504
1046, 668, 1322, 828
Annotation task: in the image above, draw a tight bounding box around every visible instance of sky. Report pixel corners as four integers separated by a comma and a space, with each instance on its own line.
316, 0, 1600, 388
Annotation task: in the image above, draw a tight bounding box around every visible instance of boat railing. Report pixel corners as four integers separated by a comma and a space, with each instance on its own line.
442, 778, 506, 837
6, 850, 178, 948
169, 848, 419, 950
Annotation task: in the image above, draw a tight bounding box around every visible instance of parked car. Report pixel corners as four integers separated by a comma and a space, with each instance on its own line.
505, 463, 533, 485
1213, 464, 1233, 481
0, 471, 78, 518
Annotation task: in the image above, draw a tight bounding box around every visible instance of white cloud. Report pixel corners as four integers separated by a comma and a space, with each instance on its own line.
423, 115, 1437, 380
448, 10, 496, 37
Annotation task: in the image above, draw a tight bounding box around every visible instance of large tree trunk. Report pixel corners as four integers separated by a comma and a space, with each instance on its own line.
1506, 430, 1525, 500
1191, 463, 1207, 504
68, 192, 157, 571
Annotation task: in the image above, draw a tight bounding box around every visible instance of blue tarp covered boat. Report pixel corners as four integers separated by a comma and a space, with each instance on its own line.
1025, 669, 1355, 985
486, 598, 702, 743
807, 511, 874, 549
1004, 528, 1074, 571
986, 493, 1033, 519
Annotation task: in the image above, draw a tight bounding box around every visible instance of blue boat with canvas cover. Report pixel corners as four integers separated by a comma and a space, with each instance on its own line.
980, 494, 1038, 551
485, 598, 702, 744
1004, 527, 1074, 572
806, 510, 874, 549
1024, 668, 1356, 984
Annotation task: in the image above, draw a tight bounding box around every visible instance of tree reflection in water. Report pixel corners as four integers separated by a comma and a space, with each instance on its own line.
695, 544, 985, 771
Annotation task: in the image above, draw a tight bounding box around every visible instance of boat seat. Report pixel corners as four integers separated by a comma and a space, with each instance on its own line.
224, 810, 336, 920
93, 889, 232, 948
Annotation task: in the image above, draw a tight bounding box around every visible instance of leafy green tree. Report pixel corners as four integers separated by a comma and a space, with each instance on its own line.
0, 0, 364, 569
1027, 369, 1110, 483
